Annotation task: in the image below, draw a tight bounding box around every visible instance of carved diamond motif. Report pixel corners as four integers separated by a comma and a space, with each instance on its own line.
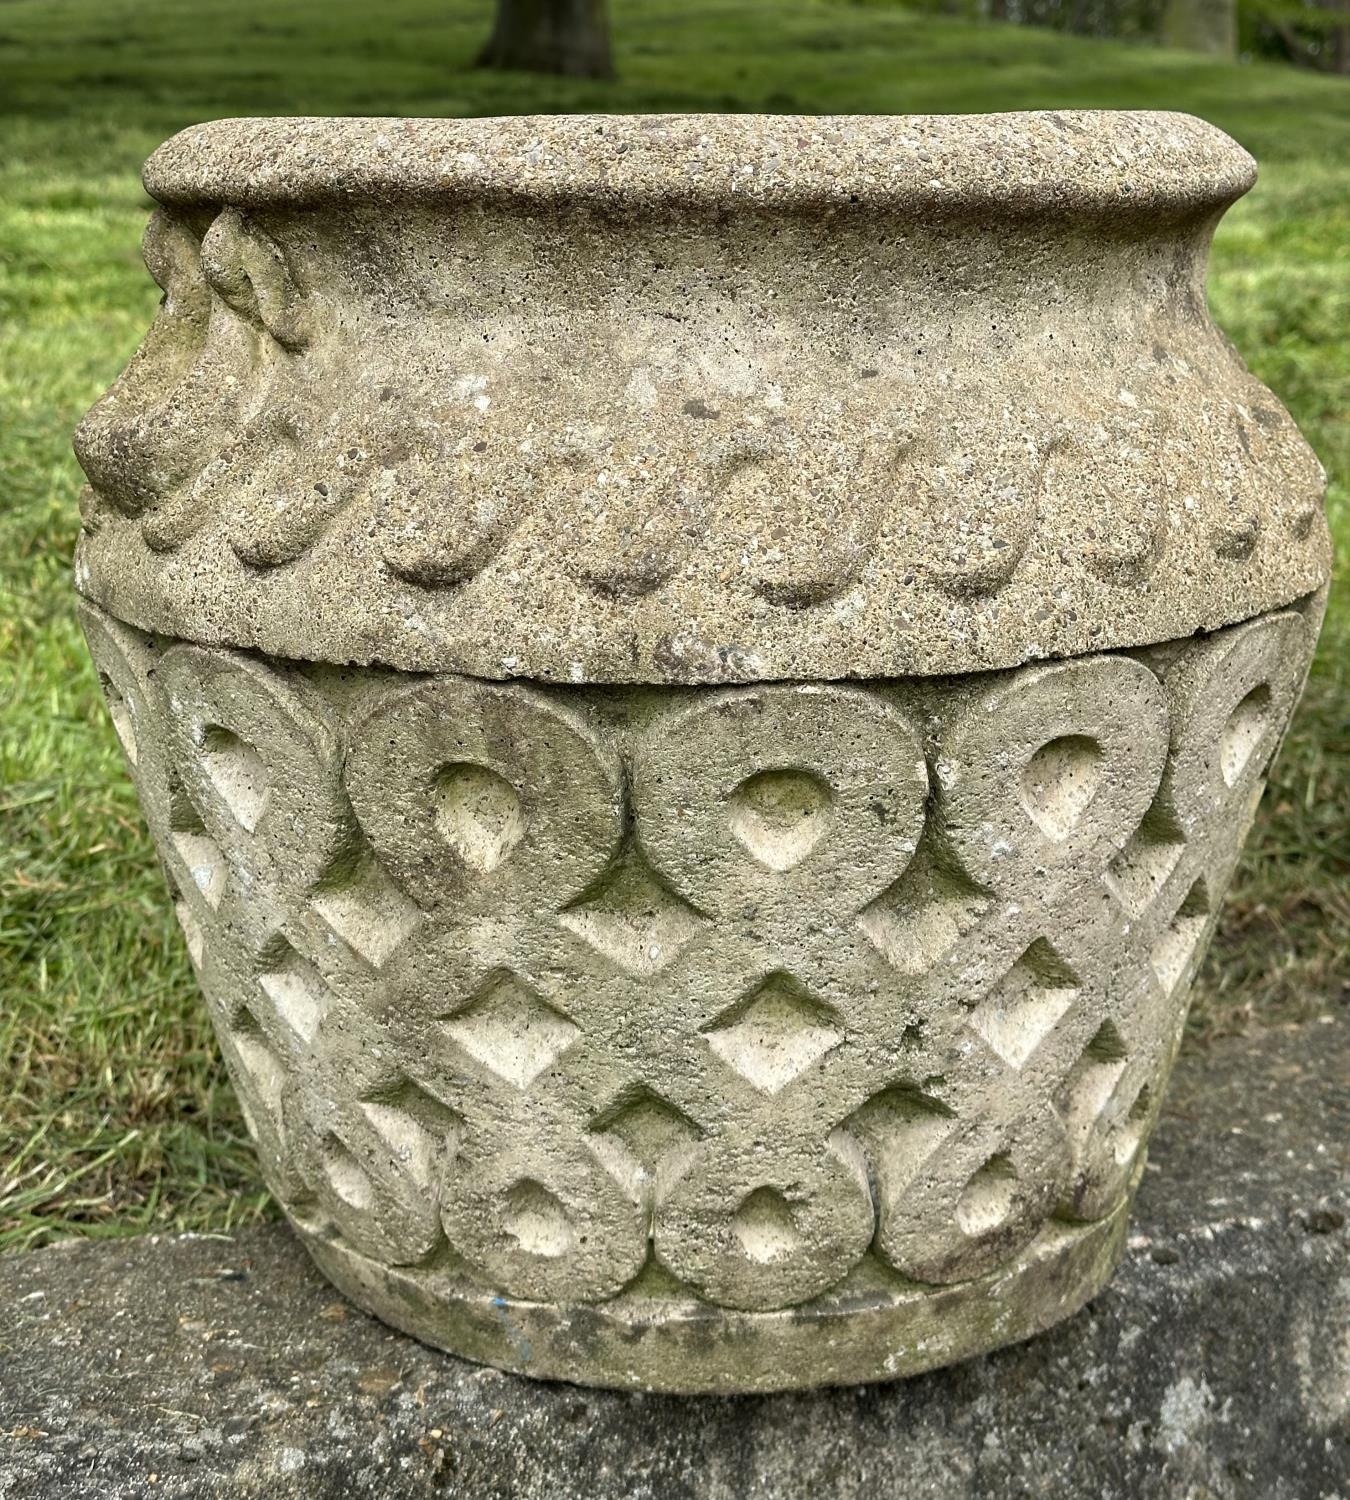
443, 970, 580, 1089
1152, 877, 1211, 994
560, 841, 704, 975
172, 829, 227, 909
227, 1011, 288, 1141
360, 1079, 461, 1190
312, 850, 422, 968
859, 846, 990, 977
1107, 800, 1186, 917
590, 1086, 701, 1180
1058, 1019, 1129, 1128
258, 946, 335, 1045
969, 939, 1079, 1069
173, 897, 206, 970
704, 973, 842, 1094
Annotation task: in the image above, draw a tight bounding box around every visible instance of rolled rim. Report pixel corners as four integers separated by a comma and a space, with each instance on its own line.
143, 110, 1256, 217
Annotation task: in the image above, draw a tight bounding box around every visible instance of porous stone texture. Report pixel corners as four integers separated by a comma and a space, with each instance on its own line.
76, 591, 1322, 1391
72, 113, 1329, 683
1, 1020, 1344, 1498
71, 111, 1332, 1391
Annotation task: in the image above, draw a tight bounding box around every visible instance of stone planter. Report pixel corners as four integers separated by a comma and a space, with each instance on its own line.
73, 112, 1329, 1394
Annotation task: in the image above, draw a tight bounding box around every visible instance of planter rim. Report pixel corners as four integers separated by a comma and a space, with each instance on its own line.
76, 110, 1330, 685
145, 109, 1255, 216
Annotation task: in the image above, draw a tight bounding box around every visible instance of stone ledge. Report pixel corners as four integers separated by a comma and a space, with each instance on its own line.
1, 1019, 1345, 1500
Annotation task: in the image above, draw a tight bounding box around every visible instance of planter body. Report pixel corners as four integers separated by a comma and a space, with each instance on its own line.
73, 113, 1329, 1393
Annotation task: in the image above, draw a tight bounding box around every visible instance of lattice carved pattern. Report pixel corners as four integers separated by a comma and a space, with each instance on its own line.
79, 596, 1314, 1312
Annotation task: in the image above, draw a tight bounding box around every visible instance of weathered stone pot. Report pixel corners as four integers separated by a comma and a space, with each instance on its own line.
73, 112, 1329, 1394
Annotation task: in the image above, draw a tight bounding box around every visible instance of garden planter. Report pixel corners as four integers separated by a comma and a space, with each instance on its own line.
73, 112, 1329, 1393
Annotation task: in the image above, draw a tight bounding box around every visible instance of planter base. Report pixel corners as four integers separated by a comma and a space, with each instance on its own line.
299, 1190, 1133, 1393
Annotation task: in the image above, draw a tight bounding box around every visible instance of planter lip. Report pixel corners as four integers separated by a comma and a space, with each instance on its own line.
144, 109, 1255, 217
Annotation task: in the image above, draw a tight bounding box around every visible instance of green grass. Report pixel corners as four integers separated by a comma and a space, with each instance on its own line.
1, 0, 1346, 1251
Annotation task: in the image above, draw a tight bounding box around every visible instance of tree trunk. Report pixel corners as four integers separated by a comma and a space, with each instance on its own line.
1333, 0, 1350, 73
477, 0, 615, 79
1161, 0, 1236, 55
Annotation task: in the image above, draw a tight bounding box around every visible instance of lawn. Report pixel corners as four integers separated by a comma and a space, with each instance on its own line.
1, 0, 1346, 1251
